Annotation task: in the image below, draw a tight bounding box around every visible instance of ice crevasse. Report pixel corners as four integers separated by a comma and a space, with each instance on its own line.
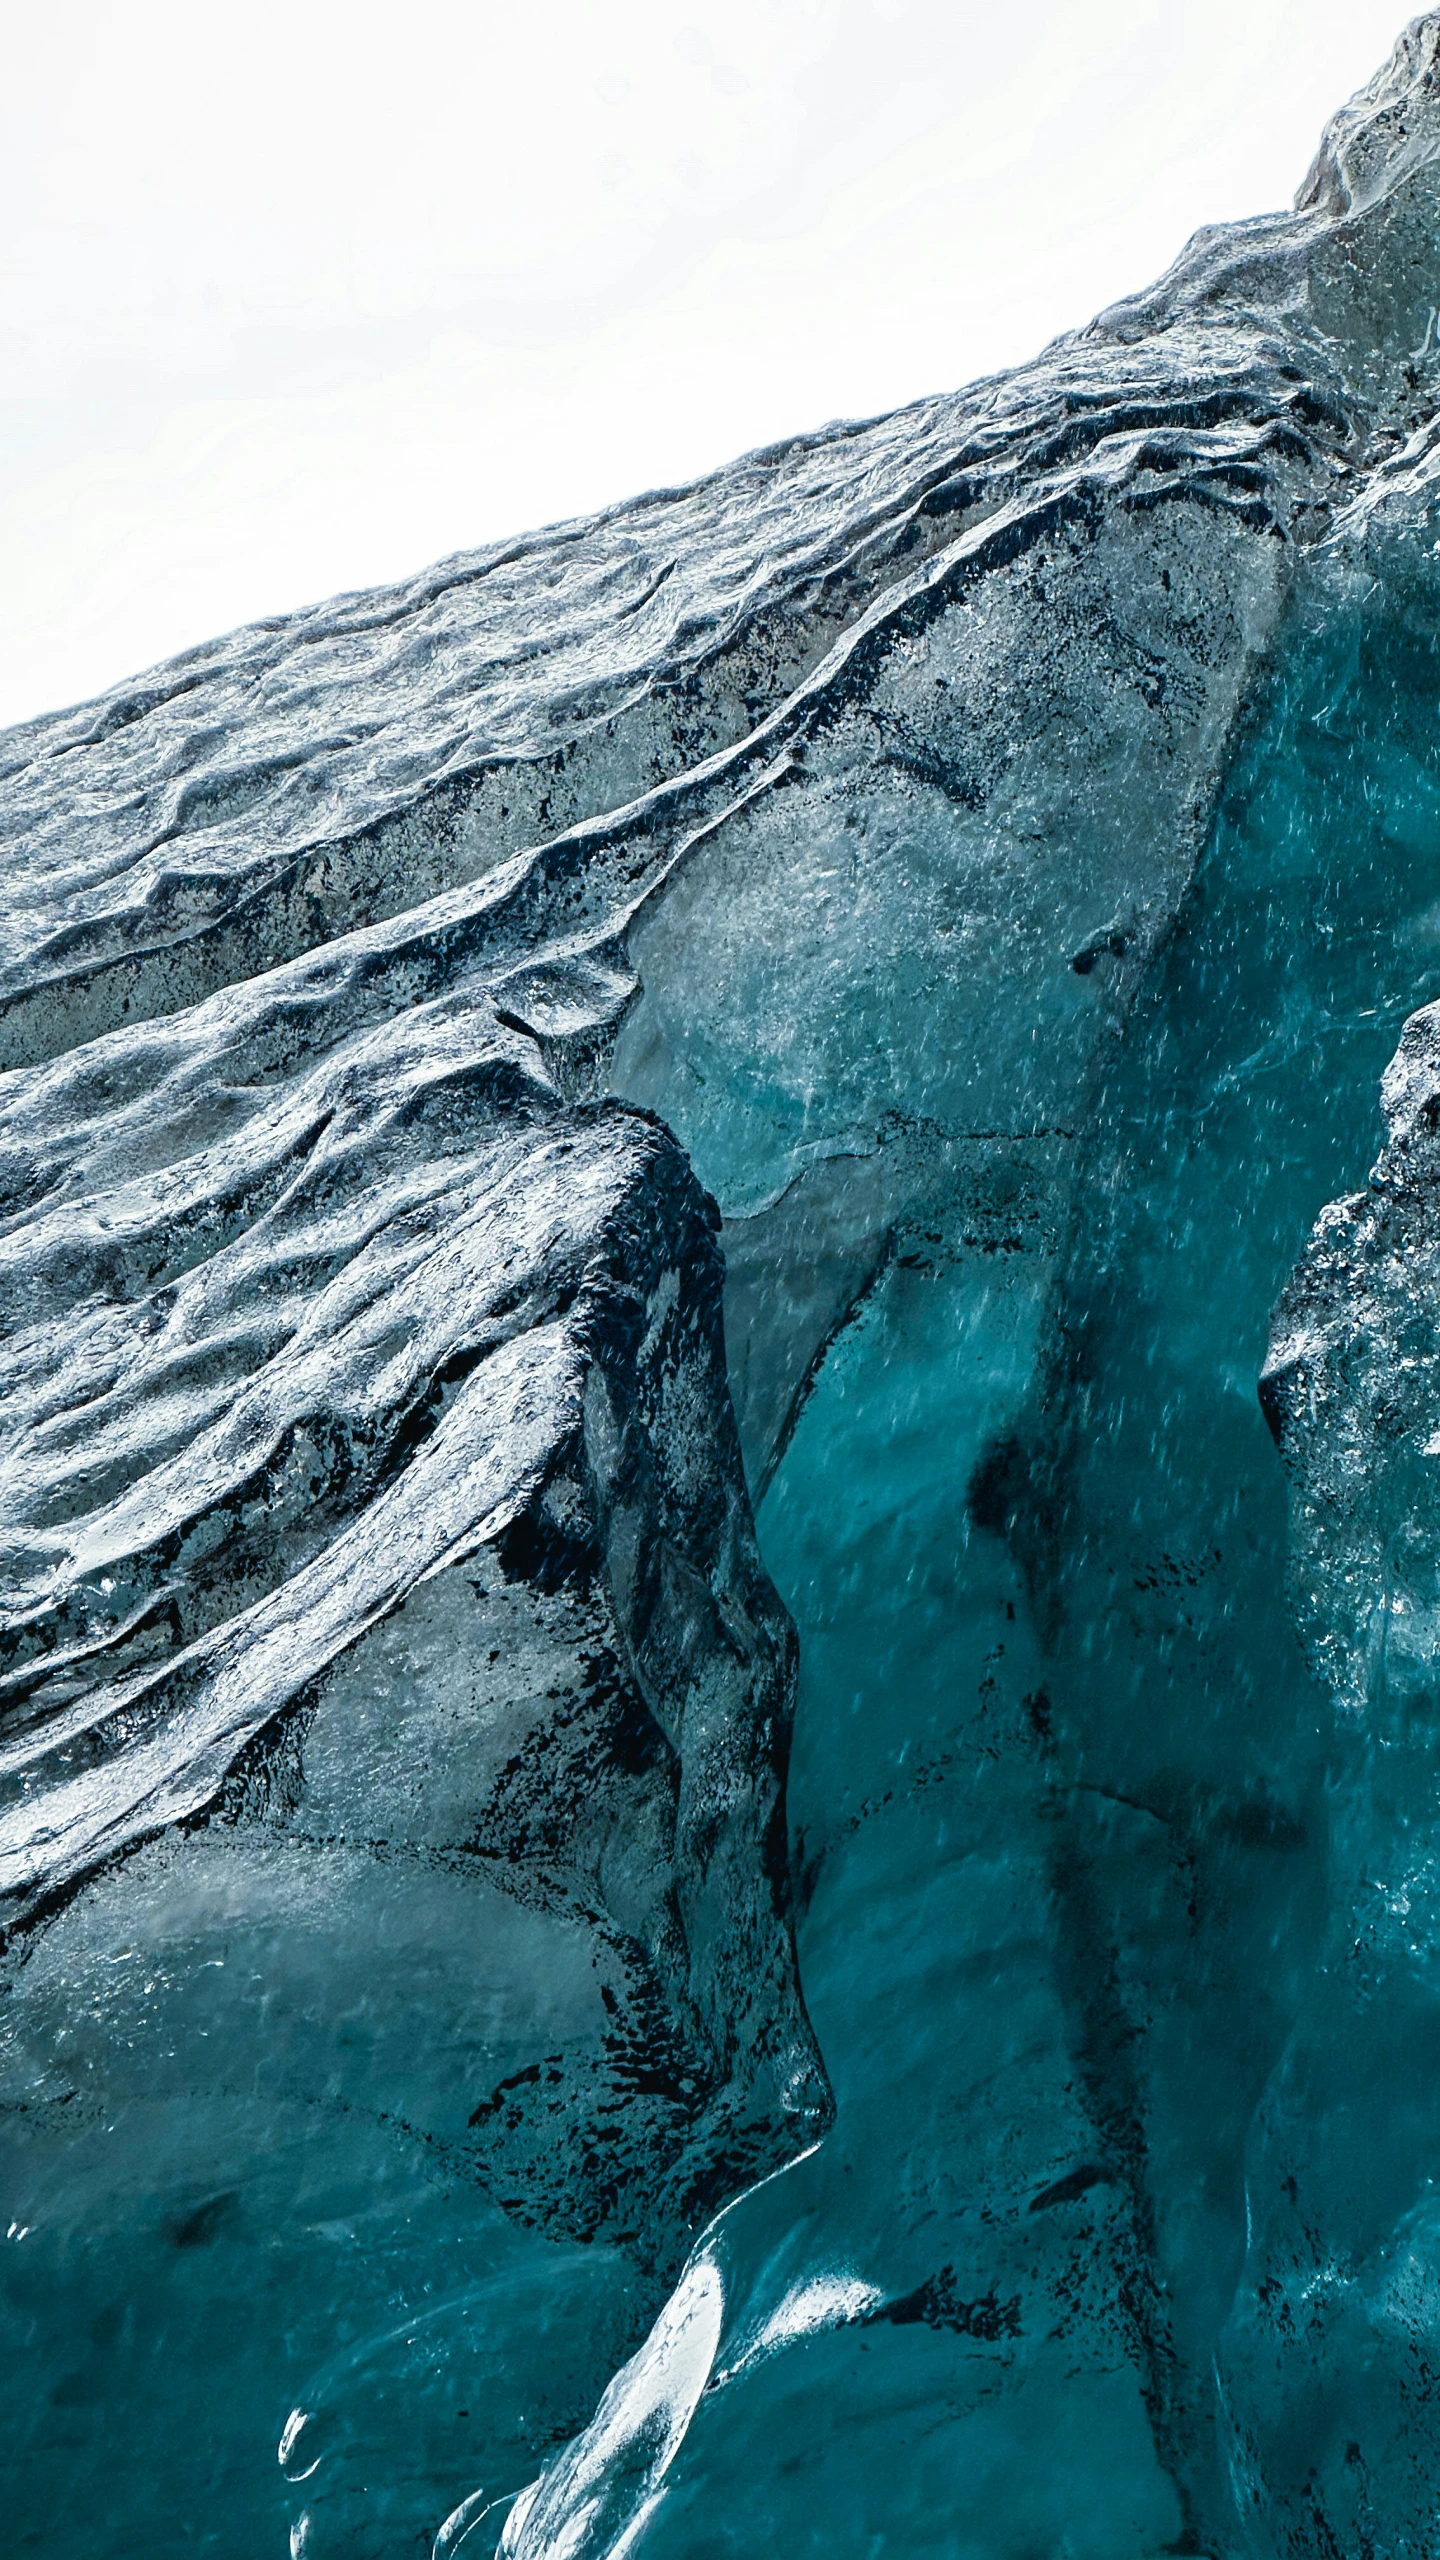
9, 17, 1440, 2559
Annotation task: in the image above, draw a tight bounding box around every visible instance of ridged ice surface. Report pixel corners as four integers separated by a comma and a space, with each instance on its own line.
9, 16, 1440, 2560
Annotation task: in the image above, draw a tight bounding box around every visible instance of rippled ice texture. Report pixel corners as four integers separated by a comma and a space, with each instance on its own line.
8, 17, 1440, 2560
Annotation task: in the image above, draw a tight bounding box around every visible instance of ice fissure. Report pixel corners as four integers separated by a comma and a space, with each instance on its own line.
11, 16, 1440, 2560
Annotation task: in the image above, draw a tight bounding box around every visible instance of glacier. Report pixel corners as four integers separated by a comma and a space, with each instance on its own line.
9, 16, 1440, 2559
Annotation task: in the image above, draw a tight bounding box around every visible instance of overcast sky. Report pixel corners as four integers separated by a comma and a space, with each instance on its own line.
0, 0, 1413, 729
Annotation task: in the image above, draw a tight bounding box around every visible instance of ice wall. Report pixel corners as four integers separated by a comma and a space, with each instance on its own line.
7, 17, 1440, 2559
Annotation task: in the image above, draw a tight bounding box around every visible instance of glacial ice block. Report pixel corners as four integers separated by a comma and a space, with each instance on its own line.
10, 15, 1440, 2560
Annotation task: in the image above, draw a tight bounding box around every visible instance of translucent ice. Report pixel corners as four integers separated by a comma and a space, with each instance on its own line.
9, 16, 1440, 2560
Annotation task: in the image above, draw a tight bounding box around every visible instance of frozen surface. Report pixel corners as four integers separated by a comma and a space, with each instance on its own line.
8, 16, 1440, 2560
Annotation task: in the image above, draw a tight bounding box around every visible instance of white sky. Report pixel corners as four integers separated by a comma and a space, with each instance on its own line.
0, 0, 1413, 729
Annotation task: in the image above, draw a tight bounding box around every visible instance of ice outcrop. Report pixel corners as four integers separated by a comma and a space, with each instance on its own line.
9, 15, 1440, 2560
1250, 982, 1440, 2557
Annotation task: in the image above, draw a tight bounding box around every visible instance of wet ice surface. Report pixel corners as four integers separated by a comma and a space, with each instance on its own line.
10, 16, 1440, 2560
